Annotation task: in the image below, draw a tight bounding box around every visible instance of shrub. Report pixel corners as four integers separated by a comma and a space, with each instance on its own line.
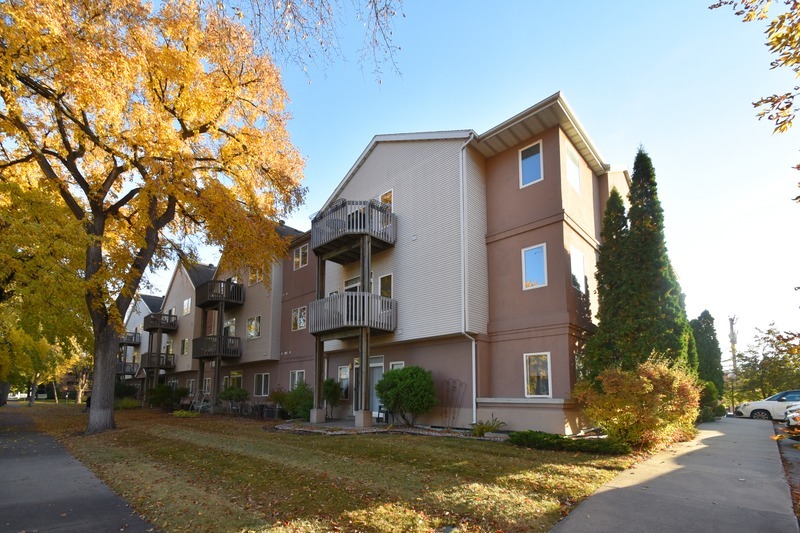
218, 386, 249, 402
147, 385, 189, 411
471, 415, 506, 437
114, 397, 140, 410
322, 378, 342, 418
508, 430, 631, 455
713, 404, 728, 417
115, 382, 138, 399
172, 409, 200, 418
573, 361, 700, 451
282, 381, 314, 420
375, 366, 437, 426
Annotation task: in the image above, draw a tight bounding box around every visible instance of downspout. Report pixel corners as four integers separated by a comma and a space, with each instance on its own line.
459, 133, 478, 425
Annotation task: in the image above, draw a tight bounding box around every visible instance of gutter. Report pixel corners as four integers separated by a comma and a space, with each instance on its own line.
459, 132, 478, 425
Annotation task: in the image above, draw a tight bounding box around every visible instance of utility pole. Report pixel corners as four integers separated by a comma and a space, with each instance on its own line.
729, 316, 738, 413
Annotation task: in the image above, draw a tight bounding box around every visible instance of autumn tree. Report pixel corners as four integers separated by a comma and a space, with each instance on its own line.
690, 310, 725, 395
735, 326, 800, 400
0, 0, 401, 433
579, 149, 697, 380
711, 1, 800, 174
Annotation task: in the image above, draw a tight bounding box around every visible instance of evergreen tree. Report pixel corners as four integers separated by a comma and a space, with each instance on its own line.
580, 147, 696, 379
691, 310, 725, 395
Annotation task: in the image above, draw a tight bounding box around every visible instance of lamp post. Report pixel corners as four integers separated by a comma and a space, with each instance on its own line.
727, 371, 737, 416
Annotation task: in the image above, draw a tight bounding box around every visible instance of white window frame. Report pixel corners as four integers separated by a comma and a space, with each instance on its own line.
379, 189, 393, 212
291, 306, 307, 331
183, 297, 192, 316
203, 377, 211, 394
230, 370, 243, 389
247, 315, 262, 340
519, 140, 543, 188
293, 243, 309, 270
186, 378, 195, 395
167, 378, 178, 390
521, 243, 548, 290
180, 338, 189, 355
378, 273, 393, 299
249, 266, 263, 286
389, 361, 405, 370
566, 148, 581, 192
524, 352, 552, 398
254, 373, 270, 397
290, 369, 306, 390
570, 245, 586, 293
222, 375, 230, 390
338, 366, 350, 400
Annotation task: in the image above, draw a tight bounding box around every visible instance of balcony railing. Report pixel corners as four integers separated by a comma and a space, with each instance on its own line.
192, 335, 242, 359
140, 352, 175, 369
311, 199, 396, 262
143, 313, 178, 332
195, 280, 245, 309
119, 332, 141, 345
115, 361, 139, 375
309, 292, 397, 335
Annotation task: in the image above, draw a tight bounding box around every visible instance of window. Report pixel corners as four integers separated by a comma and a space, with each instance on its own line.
224, 318, 236, 337
522, 244, 547, 290
247, 316, 261, 340
168, 379, 178, 391
292, 306, 307, 331
183, 297, 192, 315
230, 370, 243, 389
338, 366, 350, 400
222, 375, 230, 390
203, 377, 211, 394
187, 378, 195, 395
254, 373, 270, 396
520, 141, 543, 187
380, 190, 393, 212
180, 338, 189, 356
290, 370, 305, 390
524, 352, 551, 397
570, 245, 586, 292
379, 274, 393, 298
168, 307, 176, 316
567, 149, 581, 192
249, 267, 263, 286
389, 361, 405, 370
293, 243, 309, 270
165, 339, 174, 354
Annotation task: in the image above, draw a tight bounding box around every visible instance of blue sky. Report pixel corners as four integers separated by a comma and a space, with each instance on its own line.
154, 1, 800, 362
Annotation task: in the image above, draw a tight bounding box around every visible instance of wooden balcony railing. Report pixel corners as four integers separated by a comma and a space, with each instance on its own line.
140, 352, 175, 369
143, 313, 178, 332
119, 332, 141, 345
115, 361, 139, 375
309, 292, 397, 335
192, 335, 242, 359
195, 280, 245, 309
311, 199, 396, 262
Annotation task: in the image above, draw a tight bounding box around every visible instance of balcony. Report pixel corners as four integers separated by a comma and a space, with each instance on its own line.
143, 313, 178, 332
195, 280, 245, 309
140, 352, 175, 369
311, 199, 396, 264
192, 335, 242, 359
119, 332, 141, 345
309, 292, 397, 338
115, 361, 139, 375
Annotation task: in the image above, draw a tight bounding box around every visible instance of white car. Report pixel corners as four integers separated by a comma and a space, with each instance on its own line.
735, 390, 800, 420
786, 402, 800, 427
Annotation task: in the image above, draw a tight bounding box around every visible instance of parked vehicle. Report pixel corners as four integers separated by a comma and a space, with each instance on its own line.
786, 402, 800, 427
735, 390, 800, 420
7, 392, 26, 401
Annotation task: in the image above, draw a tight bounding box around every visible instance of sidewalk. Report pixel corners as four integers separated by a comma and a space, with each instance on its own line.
551, 417, 799, 533
0, 403, 154, 532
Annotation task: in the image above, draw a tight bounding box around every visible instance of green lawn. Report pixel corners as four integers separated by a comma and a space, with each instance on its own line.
24, 404, 635, 532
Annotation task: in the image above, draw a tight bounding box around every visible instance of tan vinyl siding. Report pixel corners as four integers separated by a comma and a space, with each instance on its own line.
465, 146, 489, 335
162, 266, 196, 373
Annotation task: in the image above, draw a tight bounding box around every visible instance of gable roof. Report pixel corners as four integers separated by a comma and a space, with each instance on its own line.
140, 294, 164, 313
184, 262, 217, 288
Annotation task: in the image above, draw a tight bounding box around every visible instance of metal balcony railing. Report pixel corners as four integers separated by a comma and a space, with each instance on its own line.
309, 292, 397, 335
143, 313, 178, 332
311, 199, 396, 259
119, 332, 141, 345
192, 335, 242, 359
140, 352, 175, 369
195, 280, 245, 309
115, 361, 139, 375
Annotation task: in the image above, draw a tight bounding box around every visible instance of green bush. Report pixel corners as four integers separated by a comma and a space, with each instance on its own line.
147, 385, 189, 411
218, 386, 248, 402
172, 409, 200, 418
508, 430, 631, 455
322, 378, 342, 418
573, 361, 700, 451
471, 415, 506, 437
115, 382, 138, 399
696, 405, 717, 423
713, 404, 728, 417
114, 397, 141, 410
282, 381, 314, 420
375, 366, 437, 426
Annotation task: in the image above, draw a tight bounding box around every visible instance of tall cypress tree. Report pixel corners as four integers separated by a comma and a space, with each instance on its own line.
691, 310, 725, 394
580, 148, 696, 379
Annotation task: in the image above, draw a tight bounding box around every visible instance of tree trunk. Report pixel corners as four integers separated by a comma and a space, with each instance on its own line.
28, 374, 39, 407
86, 324, 117, 433
0, 380, 9, 406
52, 381, 59, 404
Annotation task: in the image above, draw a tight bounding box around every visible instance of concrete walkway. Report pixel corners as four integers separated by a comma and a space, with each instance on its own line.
0, 403, 154, 532
551, 417, 799, 533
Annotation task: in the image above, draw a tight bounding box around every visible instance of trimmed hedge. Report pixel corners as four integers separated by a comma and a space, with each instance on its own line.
508, 430, 631, 455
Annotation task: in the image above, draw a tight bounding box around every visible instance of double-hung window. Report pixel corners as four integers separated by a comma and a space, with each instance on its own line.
520, 141, 543, 187
292, 307, 307, 331
254, 373, 270, 396
290, 370, 305, 390
294, 244, 308, 270
524, 353, 552, 397
247, 316, 261, 340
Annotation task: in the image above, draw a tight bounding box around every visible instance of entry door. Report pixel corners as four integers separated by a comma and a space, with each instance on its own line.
369, 356, 384, 416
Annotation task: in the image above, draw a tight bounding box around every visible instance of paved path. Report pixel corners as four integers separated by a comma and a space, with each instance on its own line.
0, 403, 154, 532
551, 417, 799, 533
